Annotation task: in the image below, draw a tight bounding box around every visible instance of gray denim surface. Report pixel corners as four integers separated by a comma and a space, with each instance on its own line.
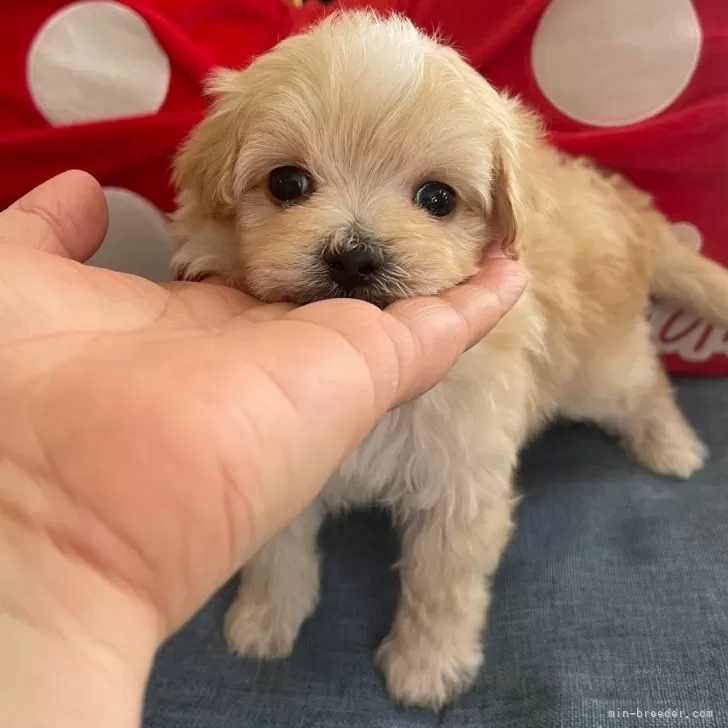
144, 378, 728, 727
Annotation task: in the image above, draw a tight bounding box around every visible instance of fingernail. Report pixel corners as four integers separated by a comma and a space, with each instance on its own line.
498, 261, 529, 309
484, 242, 506, 259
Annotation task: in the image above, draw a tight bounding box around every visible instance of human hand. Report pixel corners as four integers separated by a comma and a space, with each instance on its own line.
0, 171, 526, 726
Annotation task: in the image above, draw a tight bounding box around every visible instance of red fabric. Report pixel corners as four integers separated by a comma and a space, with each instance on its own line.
2, 0, 727, 373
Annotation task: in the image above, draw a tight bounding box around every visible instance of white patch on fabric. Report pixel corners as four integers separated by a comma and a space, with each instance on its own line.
28, 1, 171, 125
532, 0, 702, 127
88, 188, 173, 282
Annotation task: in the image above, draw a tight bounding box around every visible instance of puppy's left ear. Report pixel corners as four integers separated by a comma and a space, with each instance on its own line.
489, 97, 541, 260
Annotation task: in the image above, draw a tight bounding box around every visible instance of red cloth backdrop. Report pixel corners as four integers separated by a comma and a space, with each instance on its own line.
2, 0, 726, 373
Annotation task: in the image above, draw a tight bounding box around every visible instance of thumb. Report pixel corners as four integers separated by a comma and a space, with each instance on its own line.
0, 171, 108, 261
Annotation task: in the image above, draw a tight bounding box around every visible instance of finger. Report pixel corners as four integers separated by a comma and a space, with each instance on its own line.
382, 258, 529, 405
286, 258, 527, 415
441, 258, 528, 347
0, 170, 108, 261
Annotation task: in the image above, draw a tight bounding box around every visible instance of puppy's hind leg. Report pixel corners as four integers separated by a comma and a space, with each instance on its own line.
579, 323, 706, 479
225, 501, 324, 659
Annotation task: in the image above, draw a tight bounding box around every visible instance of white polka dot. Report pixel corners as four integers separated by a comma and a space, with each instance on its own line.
28, 1, 170, 125
88, 188, 172, 282
671, 221, 703, 252
532, 0, 702, 127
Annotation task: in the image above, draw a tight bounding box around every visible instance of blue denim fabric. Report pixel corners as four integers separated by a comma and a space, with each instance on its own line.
144, 379, 728, 727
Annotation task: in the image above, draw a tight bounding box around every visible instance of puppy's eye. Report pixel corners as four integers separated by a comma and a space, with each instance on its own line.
268, 166, 311, 204
414, 181, 456, 218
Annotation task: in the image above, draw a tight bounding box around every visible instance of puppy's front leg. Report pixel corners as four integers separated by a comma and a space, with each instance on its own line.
225, 502, 324, 659
377, 485, 515, 709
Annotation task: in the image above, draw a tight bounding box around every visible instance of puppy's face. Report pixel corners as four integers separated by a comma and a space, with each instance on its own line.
173, 13, 533, 306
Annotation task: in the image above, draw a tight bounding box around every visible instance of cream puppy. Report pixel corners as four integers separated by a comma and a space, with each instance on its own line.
171, 11, 728, 709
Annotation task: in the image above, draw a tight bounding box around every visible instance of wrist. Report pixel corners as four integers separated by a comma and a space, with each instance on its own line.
0, 609, 153, 728
0, 492, 161, 728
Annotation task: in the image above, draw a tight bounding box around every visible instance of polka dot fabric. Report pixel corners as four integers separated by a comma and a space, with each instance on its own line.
0, 0, 292, 283
0, 0, 725, 374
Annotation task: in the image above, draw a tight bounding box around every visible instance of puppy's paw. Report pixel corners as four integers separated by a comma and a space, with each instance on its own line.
625, 427, 707, 480
224, 595, 299, 659
376, 626, 482, 710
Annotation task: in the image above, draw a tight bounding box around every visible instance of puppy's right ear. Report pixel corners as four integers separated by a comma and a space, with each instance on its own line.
489, 97, 543, 261
172, 69, 248, 219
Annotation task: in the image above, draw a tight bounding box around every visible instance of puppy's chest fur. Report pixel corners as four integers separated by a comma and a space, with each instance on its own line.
322, 395, 474, 516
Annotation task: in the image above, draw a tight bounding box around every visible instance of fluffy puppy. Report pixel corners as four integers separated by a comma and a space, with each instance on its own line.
171, 11, 728, 709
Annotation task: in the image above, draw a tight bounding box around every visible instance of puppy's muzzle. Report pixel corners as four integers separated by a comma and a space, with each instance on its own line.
322, 237, 384, 292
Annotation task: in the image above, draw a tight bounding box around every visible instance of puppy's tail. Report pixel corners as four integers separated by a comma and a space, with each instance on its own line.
652, 229, 728, 327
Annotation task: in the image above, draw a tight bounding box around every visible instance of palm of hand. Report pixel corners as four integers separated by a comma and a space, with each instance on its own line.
0, 229, 386, 632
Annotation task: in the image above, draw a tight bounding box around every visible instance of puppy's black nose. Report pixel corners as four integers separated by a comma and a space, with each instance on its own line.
324, 244, 382, 291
